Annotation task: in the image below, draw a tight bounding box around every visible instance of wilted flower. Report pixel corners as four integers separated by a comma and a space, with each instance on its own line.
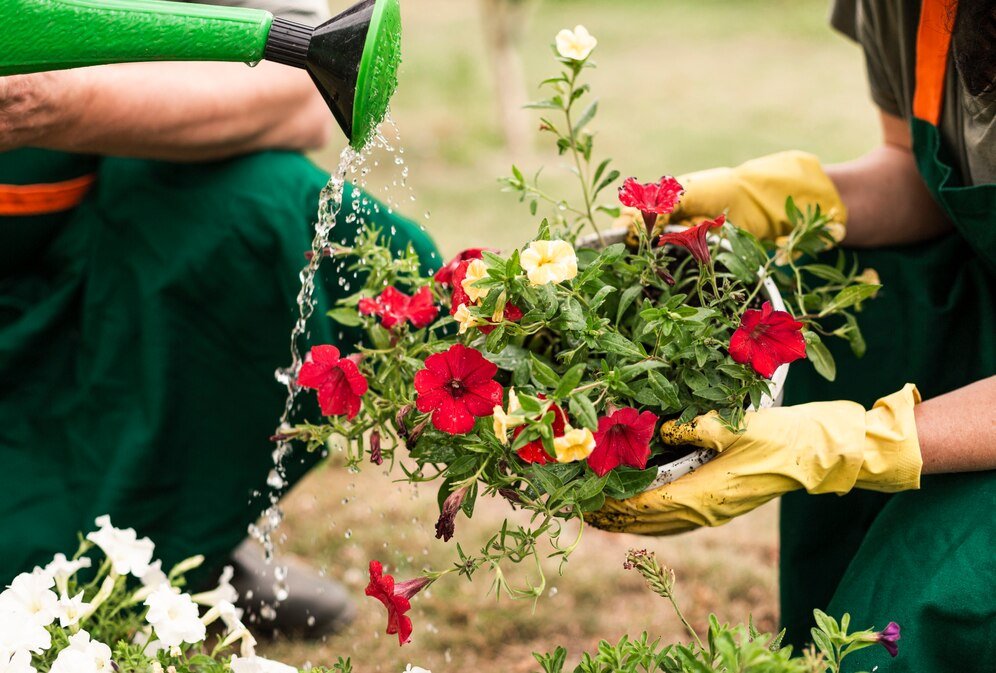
144, 585, 206, 647
49, 630, 113, 673
297, 345, 369, 419
588, 408, 659, 476
729, 301, 806, 379
556, 25, 597, 61
461, 259, 490, 303
435, 487, 469, 542
773, 235, 801, 267
619, 177, 684, 236
359, 286, 439, 330
86, 515, 155, 578
554, 427, 597, 463
826, 221, 847, 243
414, 344, 503, 435
658, 214, 726, 265
521, 240, 578, 286
370, 430, 384, 465
365, 561, 430, 646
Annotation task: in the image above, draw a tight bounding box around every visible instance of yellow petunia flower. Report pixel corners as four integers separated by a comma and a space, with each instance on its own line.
520, 240, 578, 286
553, 427, 596, 464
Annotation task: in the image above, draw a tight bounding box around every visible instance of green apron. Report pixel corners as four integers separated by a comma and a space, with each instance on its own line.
0, 148, 439, 582
779, 2, 996, 670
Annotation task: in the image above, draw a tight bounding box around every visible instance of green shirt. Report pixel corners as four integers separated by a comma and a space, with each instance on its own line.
187, 0, 330, 25
831, 0, 996, 185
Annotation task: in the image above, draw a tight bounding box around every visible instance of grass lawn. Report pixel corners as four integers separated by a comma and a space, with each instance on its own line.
263, 0, 880, 669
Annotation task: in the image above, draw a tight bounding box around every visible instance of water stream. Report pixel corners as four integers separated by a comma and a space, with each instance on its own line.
247, 115, 431, 614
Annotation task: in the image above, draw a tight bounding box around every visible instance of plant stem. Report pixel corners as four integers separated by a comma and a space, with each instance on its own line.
564, 69, 604, 246
668, 593, 706, 651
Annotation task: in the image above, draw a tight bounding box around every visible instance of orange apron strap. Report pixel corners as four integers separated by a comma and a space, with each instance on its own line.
0, 174, 97, 216
912, 0, 956, 125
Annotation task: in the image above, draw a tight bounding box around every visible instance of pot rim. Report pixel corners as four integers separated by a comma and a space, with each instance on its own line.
576, 225, 788, 491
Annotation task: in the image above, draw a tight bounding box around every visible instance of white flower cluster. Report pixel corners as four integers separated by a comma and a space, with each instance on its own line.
0, 515, 295, 673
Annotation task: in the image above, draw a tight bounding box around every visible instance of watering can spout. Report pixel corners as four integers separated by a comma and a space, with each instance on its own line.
265, 0, 401, 150
0, 0, 401, 150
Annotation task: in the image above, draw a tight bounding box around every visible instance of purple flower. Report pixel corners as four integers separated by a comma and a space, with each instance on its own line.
876, 622, 901, 657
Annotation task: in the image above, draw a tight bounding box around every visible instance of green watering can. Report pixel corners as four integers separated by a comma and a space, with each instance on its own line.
0, 0, 402, 150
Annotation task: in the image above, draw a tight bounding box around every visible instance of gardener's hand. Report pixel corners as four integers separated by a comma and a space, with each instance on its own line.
586, 385, 922, 535
668, 151, 847, 241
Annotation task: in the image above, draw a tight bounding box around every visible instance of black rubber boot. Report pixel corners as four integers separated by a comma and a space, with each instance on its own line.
229, 540, 355, 638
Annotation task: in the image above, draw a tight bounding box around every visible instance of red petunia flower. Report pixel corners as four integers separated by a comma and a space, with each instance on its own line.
658, 214, 726, 265
729, 301, 806, 379
479, 302, 525, 335
297, 345, 368, 419
514, 402, 568, 465
434, 248, 490, 287
365, 560, 430, 646
588, 407, 659, 477
359, 286, 439, 329
414, 344, 504, 435
449, 260, 474, 316
619, 176, 685, 235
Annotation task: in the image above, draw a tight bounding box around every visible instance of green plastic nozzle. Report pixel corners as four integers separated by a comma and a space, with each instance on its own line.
0, 0, 402, 150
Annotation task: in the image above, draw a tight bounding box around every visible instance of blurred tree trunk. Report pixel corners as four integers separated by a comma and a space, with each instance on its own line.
479, 0, 532, 155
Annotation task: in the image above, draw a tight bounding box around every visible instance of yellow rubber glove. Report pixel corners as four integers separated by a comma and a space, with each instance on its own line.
586, 385, 922, 536
651, 151, 846, 241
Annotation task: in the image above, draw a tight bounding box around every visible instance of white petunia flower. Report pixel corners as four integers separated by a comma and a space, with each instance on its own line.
556, 25, 597, 61
404, 666, 432, 673
40, 554, 92, 595
140, 560, 169, 589
229, 655, 298, 673
0, 650, 35, 673
54, 591, 91, 628
192, 565, 238, 608
0, 604, 51, 654
49, 631, 112, 673
0, 573, 58, 627
86, 516, 154, 577
144, 586, 206, 647
520, 240, 578, 286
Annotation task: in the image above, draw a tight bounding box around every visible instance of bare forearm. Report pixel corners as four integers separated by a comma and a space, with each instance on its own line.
825, 110, 953, 247
916, 377, 996, 475
5, 62, 334, 161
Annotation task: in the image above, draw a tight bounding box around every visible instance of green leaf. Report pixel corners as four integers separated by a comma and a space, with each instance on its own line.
804, 264, 848, 284
531, 354, 560, 389
844, 313, 867, 358
554, 364, 586, 399
820, 284, 882, 316
693, 386, 731, 402
561, 297, 586, 330
804, 331, 837, 381
597, 331, 645, 359
603, 467, 658, 500
648, 372, 681, 411
574, 100, 598, 136
616, 285, 643, 325
327, 307, 364, 327
569, 394, 599, 430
